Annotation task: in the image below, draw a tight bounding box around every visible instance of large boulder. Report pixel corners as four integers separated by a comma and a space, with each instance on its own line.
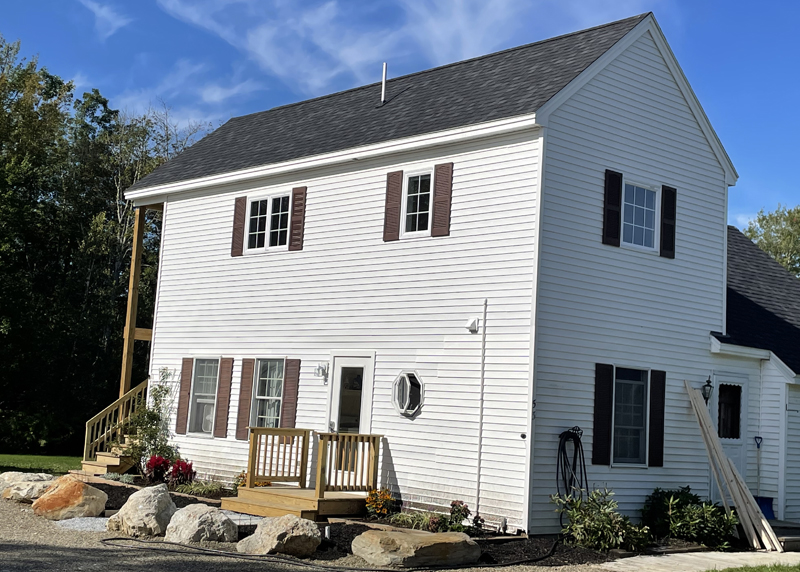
0, 472, 53, 488
237, 514, 320, 557
2, 480, 55, 503
165, 504, 237, 543
351, 529, 481, 568
31, 475, 107, 520
107, 483, 177, 537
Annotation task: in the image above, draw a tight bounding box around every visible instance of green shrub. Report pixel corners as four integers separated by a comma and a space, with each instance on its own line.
175, 480, 225, 497
118, 474, 135, 485
641, 486, 737, 549
388, 501, 483, 535
449, 500, 471, 532
102, 472, 121, 481
551, 489, 650, 552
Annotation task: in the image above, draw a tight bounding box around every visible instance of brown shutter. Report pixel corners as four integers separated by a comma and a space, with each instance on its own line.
280, 359, 300, 428
383, 171, 403, 242
592, 363, 614, 465
231, 196, 247, 257
213, 358, 234, 438
649, 370, 666, 467
602, 170, 623, 247
660, 186, 677, 259
175, 358, 193, 435
236, 358, 255, 440
432, 162, 454, 237
288, 187, 307, 251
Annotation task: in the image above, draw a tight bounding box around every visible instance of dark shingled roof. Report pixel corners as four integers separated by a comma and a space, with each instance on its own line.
716, 226, 800, 373
129, 13, 648, 192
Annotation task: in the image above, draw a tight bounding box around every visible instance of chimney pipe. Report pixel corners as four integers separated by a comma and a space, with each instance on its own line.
381, 62, 387, 104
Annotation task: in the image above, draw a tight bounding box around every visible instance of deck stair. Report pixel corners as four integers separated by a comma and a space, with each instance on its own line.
81, 434, 137, 475
220, 428, 381, 521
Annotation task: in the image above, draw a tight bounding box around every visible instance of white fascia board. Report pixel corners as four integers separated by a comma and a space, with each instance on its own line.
709, 335, 797, 378
535, 13, 738, 187
770, 353, 797, 381
126, 114, 542, 204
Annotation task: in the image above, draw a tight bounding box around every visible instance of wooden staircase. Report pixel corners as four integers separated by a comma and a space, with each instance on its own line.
220, 428, 380, 521
82, 379, 148, 475
81, 435, 137, 475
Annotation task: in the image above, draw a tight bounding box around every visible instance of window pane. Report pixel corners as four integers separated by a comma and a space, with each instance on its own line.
405, 174, 431, 234
189, 359, 219, 433
646, 190, 655, 210
718, 384, 741, 439
644, 229, 654, 248
625, 184, 634, 204
635, 186, 645, 207
633, 226, 643, 245
613, 368, 647, 464
256, 359, 284, 398
418, 213, 428, 231
623, 224, 633, 244
621, 185, 657, 248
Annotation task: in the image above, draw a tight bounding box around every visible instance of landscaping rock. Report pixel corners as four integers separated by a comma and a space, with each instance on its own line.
107, 483, 176, 537
351, 529, 481, 568
0, 472, 53, 488
165, 504, 237, 543
2, 480, 54, 503
236, 514, 320, 557
31, 475, 107, 520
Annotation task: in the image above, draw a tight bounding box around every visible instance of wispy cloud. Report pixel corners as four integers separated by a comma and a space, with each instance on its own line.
157, 0, 656, 96
200, 78, 265, 104
115, 59, 207, 115
733, 213, 756, 229
78, 0, 134, 40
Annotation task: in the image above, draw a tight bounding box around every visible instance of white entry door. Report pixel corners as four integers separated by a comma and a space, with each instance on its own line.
329, 355, 374, 434
710, 373, 748, 501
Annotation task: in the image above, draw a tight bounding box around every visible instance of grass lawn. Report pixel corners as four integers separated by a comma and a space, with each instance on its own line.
0, 454, 81, 475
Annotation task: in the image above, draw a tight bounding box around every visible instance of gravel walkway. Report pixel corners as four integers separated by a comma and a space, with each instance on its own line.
0, 500, 611, 572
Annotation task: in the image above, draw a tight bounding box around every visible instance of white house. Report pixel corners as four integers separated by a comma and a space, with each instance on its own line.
105, 12, 800, 533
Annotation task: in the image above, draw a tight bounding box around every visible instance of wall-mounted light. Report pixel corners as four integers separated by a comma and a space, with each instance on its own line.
701, 375, 714, 404
314, 362, 329, 384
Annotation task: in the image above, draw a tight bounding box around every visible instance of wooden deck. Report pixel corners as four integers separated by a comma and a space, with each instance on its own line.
220, 484, 367, 521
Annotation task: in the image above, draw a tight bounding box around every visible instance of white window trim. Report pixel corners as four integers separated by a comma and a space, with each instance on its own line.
399, 168, 434, 239
392, 370, 425, 417
187, 356, 222, 437
715, 379, 745, 443
243, 192, 292, 254
249, 356, 287, 429
609, 364, 651, 468
619, 178, 661, 254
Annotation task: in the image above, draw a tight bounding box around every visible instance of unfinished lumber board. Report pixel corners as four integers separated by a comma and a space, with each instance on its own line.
729, 457, 783, 552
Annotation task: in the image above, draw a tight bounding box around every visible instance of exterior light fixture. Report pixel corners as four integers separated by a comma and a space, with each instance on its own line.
314, 362, 329, 384
701, 376, 714, 404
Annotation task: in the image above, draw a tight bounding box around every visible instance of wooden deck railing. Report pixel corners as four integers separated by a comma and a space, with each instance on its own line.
83, 379, 148, 461
314, 433, 381, 498
246, 428, 311, 488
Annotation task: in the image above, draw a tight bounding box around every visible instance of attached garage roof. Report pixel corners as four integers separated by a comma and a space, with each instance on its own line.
716, 226, 800, 373
128, 13, 647, 192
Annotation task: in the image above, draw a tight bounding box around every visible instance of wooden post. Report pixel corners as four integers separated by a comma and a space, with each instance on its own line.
299, 430, 310, 489
119, 207, 146, 397
315, 435, 329, 499
246, 430, 258, 489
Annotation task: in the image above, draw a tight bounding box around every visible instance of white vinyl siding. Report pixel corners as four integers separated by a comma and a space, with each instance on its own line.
528, 30, 729, 533
149, 130, 541, 529
785, 385, 800, 521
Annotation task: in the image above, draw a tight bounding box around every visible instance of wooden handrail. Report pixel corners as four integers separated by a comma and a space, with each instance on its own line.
83, 379, 148, 462
246, 427, 311, 489
314, 433, 381, 499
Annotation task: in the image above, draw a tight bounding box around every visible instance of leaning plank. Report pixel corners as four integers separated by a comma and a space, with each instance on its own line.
729, 457, 783, 552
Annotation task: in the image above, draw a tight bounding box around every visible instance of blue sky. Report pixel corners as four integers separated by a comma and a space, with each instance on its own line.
2, 1, 798, 227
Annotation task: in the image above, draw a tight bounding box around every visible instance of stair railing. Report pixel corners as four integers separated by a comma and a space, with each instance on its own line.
314, 433, 381, 498
83, 379, 149, 462
246, 428, 311, 488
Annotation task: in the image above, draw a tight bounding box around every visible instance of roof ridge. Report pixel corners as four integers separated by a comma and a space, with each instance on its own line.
230, 13, 650, 122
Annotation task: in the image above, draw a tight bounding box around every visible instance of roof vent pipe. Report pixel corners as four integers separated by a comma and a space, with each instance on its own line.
381, 62, 387, 104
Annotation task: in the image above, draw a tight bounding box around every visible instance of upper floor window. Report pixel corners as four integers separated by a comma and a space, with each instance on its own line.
251, 358, 285, 428
189, 358, 220, 434
247, 195, 290, 251
403, 173, 432, 236
613, 367, 648, 465
622, 183, 657, 249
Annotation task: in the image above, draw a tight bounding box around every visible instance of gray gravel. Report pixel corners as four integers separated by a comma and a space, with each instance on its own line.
53, 517, 110, 532
0, 500, 610, 572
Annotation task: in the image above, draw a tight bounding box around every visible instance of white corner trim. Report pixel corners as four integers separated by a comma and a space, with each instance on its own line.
126, 115, 542, 204
770, 353, 796, 381
535, 14, 738, 187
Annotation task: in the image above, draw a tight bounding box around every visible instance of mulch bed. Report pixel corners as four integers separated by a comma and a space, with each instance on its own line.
90, 482, 222, 511
319, 523, 608, 567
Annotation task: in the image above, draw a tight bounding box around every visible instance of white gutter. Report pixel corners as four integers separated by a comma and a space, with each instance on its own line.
126, 114, 542, 204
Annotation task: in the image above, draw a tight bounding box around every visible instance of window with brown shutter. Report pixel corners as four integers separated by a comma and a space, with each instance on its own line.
288, 186, 307, 251
592, 363, 614, 465
649, 370, 666, 467
383, 171, 403, 241
660, 186, 677, 259
602, 170, 622, 247
432, 163, 454, 237
214, 358, 234, 438
175, 358, 194, 435
280, 359, 301, 428
236, 359, 255, 440
231, 197, 247, 257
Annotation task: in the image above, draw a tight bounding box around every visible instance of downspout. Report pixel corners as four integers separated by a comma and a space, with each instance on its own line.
476, 298, 488, 518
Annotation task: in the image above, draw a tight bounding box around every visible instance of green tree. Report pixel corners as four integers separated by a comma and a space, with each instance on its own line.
744, 205, 800, 277
0, 34, 209, 454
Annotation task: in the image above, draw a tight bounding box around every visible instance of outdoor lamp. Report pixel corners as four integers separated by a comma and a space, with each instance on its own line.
701, 376, 714, 404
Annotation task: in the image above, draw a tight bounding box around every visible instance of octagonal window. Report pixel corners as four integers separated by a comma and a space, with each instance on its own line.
393, 371, 424, 417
